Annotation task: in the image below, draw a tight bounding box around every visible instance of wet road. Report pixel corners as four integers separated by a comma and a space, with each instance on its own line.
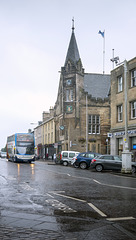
0, 158, 136, 240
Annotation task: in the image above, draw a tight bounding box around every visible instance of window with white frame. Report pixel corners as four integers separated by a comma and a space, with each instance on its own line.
117, 105, 123, 122
131, 69, 136, 87
118, 76, 122, 92
88, 115, 100, 134
65, 89, 73, 102
131, 101, 136, 119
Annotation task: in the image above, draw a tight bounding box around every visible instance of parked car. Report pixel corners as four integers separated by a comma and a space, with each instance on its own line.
90, 154, 136, 173
71, 153, 80, 167
59, 151, 80, 166
74, 152, 101, 169
0, 152, 7, 158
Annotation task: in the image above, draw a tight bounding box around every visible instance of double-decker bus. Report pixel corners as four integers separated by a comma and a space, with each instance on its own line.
7, 133, 35, 163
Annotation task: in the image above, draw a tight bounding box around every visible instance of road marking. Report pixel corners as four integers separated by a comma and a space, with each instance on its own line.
45, 168, 136, 190
20, 182, 35, 191
88, 202, 107, 217
46, 199, 76, 213
93, 179, 101, 184
46, 193, 54, 198
48, 191, 135, 222
93, 179, 136, 191
50, 191, 86, 203
107, 217, 135, 221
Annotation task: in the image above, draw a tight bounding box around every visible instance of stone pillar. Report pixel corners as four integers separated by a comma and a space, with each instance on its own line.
121, 150, 132, 173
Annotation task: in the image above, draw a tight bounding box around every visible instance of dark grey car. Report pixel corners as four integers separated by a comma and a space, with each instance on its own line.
90, 154, 136, 173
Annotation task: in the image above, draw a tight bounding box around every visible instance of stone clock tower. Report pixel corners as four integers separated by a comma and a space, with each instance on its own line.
54, 21, 110, 153
54, 21, 84, 151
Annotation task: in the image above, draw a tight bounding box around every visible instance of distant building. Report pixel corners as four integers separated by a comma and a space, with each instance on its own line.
110, 57, 136, 159
34, 108, 55, 159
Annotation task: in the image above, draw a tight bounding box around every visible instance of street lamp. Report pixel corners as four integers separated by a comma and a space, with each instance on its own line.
112, 57, 132, 173
86, 93, 88, 152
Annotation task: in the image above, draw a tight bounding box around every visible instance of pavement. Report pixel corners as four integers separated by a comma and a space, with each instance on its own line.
0, 210, 72, 240
1, 210, 135, 240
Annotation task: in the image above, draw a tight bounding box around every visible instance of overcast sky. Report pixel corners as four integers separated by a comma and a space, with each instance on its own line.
0, 0, 136, 149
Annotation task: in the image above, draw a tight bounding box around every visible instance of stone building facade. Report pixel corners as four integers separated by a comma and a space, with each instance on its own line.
110, 57, 136, 159
54, 25, 111, 154
34, 109, 55, 159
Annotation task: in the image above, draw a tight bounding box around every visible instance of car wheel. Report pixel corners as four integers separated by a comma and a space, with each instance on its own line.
132, 166, 136, 173
73, 163, 78, 168
63, 161, 68, 166
95, 164, 103, 172
80, 162, 87, 169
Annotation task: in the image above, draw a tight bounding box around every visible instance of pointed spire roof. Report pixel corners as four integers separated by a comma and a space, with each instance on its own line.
64, 19, 81, 67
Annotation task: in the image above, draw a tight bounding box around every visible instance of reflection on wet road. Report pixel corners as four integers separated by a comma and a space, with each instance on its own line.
0, 158, 136, 239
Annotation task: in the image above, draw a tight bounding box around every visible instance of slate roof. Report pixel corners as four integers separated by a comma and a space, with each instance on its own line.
64, 29, 80, 66
84, 73, 111, 99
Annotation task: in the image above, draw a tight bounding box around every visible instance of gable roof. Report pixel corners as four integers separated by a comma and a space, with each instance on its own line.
64, 29, 81, 66
84, 73, 111, 99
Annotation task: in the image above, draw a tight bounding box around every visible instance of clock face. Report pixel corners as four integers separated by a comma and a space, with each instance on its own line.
66, 105, 72, 113
66, 79, 72, 85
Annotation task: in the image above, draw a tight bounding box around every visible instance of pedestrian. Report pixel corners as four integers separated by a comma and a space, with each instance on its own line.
53, 153, 56, 162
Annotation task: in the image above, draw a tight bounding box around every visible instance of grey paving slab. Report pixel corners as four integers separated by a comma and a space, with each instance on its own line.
33, 221, 60, 231
0, 216, 18, 225
7, 212, 44, 220
37, 215, 57, 223
7, 218, 43, 229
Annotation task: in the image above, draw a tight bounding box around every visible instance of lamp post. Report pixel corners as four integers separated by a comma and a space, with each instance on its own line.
111, 57, 132, 173
121, 60, 132, 173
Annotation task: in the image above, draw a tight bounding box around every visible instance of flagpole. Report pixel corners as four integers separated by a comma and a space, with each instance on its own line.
98, 30, 105, 74
103, 30, 105, 74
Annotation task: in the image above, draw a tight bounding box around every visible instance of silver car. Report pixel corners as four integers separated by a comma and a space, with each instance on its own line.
90, 155, 136, 173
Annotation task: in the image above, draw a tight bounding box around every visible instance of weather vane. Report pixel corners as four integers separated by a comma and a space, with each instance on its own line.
72, 17, 75, 31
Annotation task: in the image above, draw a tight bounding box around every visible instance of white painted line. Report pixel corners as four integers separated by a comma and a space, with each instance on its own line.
88, 202, 107, 217
46, 193, 54, 198
46, 199, 76, 213
93, 179, 136, 191
49, 191, 65, 193
67, 174, 71, 176
107, 216, 135, 221
93, 179, 101, 184
51, 192, 86, 203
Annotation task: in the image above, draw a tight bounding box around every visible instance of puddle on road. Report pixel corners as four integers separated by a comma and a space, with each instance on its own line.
54, 209, 100, 219
54, 210, 99, 232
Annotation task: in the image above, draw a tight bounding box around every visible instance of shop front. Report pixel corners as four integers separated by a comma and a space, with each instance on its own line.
111, 130, 136, 161
44, 144, 56, 160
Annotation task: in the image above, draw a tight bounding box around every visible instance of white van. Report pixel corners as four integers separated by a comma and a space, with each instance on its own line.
60, 151, 80, 166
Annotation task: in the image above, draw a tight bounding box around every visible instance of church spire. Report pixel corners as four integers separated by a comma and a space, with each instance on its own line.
64, 19, 81, 67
